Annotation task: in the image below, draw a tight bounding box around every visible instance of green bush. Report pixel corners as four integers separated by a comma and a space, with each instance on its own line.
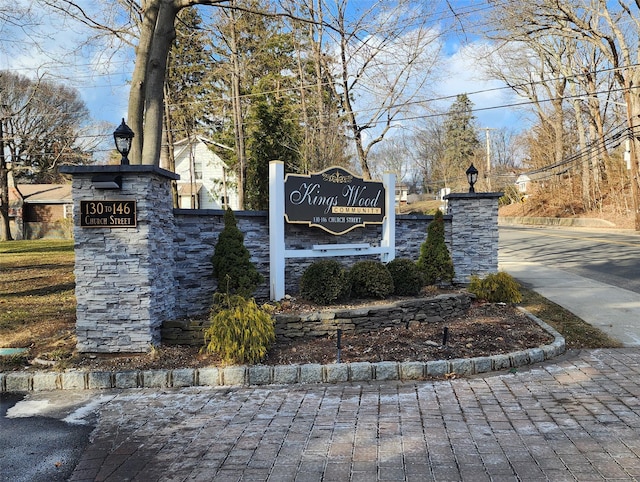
349, 260, 394, 299
211, 208, 264, 297
386, 258, 423, 296
468, 272, 522, 303
204, 293, 275, 365
299, 259, 350, 305
417, 209, 454, 285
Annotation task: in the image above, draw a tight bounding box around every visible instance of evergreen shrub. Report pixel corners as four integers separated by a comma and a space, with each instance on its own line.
468, 272, 522, 303
348, 260, 394, 299
299, 259, 350, 305
386, 258, 423, 296
417, 209, 455, 285
211, 208, 263, 297
204, 292, 275, 365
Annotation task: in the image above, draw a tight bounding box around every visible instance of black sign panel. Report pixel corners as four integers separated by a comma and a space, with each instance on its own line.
285, 167, 386, 235
80, 200, 137, 228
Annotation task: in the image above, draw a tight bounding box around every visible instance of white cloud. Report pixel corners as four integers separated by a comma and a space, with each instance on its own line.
437, 40, 529, 130
0, 6, 131, 125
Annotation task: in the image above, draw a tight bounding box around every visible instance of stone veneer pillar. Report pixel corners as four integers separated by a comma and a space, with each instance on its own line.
445, 192, 503, 284
60, 165, 179, 353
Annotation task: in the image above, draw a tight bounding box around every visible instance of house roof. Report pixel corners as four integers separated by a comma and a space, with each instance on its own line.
177, 182, 203, 196
173, 136, 233, 165
173, 135, 233, 151
14, 184, 72, 204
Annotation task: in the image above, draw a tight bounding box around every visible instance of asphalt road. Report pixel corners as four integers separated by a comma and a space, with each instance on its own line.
499, 225, 640, 294
0, 391, 98, 482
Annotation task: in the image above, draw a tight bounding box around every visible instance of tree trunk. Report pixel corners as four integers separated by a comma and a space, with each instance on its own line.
624, 81, 640, 230
0, 116, 12, 241
139, 1, 179, 166
229, 3, 246, 209
127, 1, 160, 165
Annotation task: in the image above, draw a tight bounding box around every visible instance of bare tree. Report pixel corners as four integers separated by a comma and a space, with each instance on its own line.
322, 0, 442, 179
483, 0, 640, 227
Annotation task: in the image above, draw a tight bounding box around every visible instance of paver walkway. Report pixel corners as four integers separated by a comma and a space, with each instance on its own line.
69, 348, 640, 481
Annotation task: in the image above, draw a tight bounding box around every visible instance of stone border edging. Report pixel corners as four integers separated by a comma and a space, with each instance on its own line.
0, 308, 565, 392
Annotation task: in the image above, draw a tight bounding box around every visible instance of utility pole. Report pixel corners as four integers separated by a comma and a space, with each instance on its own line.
481, 128, 496, 191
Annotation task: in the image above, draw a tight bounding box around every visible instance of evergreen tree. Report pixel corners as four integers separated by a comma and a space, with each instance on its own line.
207, 0, 297, 208
442, 94, 481, 190
211, 208, 264, 298
417, 210, 454, 285
246, 96, 302, 210
166, 7, 213, 139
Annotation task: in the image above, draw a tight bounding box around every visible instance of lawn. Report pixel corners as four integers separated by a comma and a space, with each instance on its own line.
0, 240, 76, 362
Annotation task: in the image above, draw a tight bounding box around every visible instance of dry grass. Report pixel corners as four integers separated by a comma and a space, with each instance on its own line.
0, 240, 76, 368
397, 199, 443, 214
519, 287, 622, 349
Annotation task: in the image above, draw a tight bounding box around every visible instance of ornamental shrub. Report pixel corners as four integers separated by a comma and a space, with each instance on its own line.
348, 260, 394, 299
386, 258, 423, 296
204, 292, 275, 365
417, 209, 454, 285
299, 259, 350, 305
468, 272, 522, 303
211, 208, 263, 298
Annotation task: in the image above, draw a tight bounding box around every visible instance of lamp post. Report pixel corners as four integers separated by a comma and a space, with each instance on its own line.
466, 163, 478, 193
113, 119, 135, 165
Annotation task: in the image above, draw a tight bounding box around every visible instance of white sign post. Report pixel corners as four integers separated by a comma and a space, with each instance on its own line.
269, 160, 395, 301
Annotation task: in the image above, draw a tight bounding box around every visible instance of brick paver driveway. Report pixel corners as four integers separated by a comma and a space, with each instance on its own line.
70, 349, 640, 481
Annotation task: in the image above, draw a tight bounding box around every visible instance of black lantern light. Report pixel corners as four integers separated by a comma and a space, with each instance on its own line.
113, 118, 135, 165
466, 163, 479, 193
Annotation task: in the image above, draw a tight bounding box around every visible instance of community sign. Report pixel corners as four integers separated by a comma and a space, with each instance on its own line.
284, 166, 386, 235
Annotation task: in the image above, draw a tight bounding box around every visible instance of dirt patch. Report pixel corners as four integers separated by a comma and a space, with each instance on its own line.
41, 301, 554, 373
263, 301, 553, 365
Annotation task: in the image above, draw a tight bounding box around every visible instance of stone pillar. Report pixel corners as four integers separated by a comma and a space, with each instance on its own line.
445, 192, 503, 284
60, 165, 179, 353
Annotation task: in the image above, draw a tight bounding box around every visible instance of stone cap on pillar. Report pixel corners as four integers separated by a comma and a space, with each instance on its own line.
60, 164, 180, 181
444, 192, 504, 200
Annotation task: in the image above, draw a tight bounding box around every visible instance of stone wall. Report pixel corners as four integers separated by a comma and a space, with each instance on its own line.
173, 210, 445, 316
446, 193, 502, 284
162, 293, 472, 346
63, 166, 179, 352
62, 166, 501, 353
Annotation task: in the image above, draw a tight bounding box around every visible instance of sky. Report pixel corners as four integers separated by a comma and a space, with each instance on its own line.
0, 1, 527, 162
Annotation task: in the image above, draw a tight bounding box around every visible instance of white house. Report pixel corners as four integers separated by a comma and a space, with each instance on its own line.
173, 136, 239, 210
395, 184, 409, 206
515, 174, 531, 193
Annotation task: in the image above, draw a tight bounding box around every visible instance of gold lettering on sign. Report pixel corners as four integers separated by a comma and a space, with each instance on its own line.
332, 206, 381, 215
80, 200, 137, 228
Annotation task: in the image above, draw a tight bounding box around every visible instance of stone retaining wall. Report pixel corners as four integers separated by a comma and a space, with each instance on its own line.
274, 293, 472, 340
162, 293, 472, 346
0, 310, 565, 392
172, 210, 448, 314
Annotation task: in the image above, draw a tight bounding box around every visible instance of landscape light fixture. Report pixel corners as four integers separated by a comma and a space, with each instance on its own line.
113, 118, 134, 165
91, 174, 122, 189
466, 163, 478, 193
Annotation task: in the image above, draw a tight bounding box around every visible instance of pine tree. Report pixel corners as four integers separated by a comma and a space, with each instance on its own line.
417, 210, 454, 285
166, 7, 213, 138
211, 208, 264, 297
442, 93, 481, 190
246, 96, 302, 209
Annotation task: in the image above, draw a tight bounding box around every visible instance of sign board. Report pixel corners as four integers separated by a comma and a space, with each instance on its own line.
80, 200, 137, 228
284, 166, 386, 235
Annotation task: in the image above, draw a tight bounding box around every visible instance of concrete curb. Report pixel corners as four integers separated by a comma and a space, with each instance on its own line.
0, 309, 565, 392
499, 216, 615, 228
